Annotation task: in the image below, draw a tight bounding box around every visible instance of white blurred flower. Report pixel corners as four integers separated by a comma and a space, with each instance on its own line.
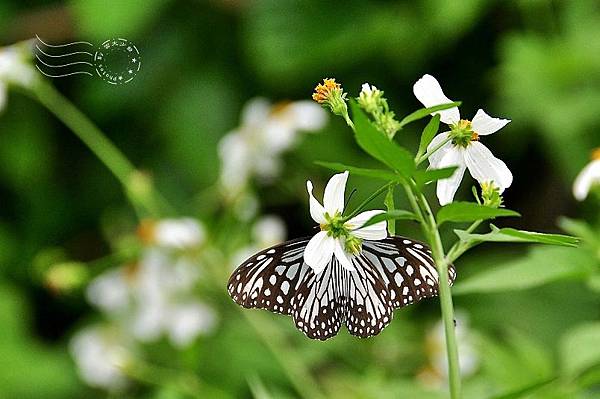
413, 74, 512, 205
304, 171, 387, 273
86, 249, 216, 348
218, 98, 327, 197
233, 215, 287, 267
418, 313, 478, 389
70, 325, 131, 391
0, 42, 37, 112
573, 148, 600, 201
86, 268, 130, 314
139, 218, 205, 250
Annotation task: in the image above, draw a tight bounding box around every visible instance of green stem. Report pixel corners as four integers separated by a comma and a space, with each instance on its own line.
445, 220, 482, 264
30, 81, 170, 217
343, 182, 391, 221
415, 135, 453, 166
404, 179, 461, 399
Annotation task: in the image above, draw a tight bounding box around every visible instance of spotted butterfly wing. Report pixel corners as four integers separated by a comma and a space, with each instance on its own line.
227, 236, 456, 340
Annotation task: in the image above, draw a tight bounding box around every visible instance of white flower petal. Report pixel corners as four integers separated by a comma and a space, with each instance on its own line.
573, 159, 600, 201
346, 210, 387, 240
436, 149, 467, 205
252, 215, 287, 246
240, 97, 271, 127
464, 142, 513, 191
471, 109, 510, 136
426, 131, 453, 169
303, 231, 334, 274
413, 74, 460, 125
279, 100, 328, 131
0, 82, 6, 112
333, 240, 355, 271
323, 171, 349, 214
306, 180, 326, 224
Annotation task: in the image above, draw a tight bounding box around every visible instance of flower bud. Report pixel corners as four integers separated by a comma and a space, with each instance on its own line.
480, 181, 503, 208
45, 262, 89, 294
312, 78, 350, 120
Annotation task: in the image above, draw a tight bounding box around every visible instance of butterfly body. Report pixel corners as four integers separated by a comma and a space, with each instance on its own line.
227, 236, 455, 340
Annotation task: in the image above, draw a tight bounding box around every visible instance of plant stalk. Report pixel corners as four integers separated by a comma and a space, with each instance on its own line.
404, 179, 462, 398
30, 81, 170, 217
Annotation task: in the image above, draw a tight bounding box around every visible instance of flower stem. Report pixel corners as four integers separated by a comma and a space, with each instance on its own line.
415, 135, 453, 166
403, 179, 461, 398
445, 220, 482, 264
30, 81, 171, 217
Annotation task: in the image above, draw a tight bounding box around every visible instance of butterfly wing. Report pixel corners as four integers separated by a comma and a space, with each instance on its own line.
227, 237, 311, 315
227, 235, 457, 341
343, 236, 456, 338
228, 237, 347, 340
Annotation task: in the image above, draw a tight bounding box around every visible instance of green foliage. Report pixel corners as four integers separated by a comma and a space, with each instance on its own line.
453, 246, 596, 295
362, 210, 418, 229
455, 225, 580, 247
398, 102, 461, 129
436, 202, 520, 225
350, 101, 415, 178
416, 114, 441, 159
315, 162, 400, 182
560, 322, 600, 378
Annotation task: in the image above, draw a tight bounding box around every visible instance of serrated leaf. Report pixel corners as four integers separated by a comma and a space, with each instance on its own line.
398, 101, 461, 128
560, 322, 600, 378
315, 161, 400, 181
413, 166, 457, 188
361, 210, 418, 229
455, 225, 579, 247
453, 246, 595, 295
350, 101, 415, 177
417, 114, 441, 157
437, 202, 520, 225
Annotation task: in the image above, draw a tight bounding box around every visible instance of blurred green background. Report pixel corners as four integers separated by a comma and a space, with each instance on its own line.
0, 0, 599, 398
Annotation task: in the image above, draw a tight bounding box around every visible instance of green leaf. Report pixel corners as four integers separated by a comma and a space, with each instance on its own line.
361, 210, 418, 229
560, 322, 600, 378
384, 185, 396, 235
315, 161, 400, 181
413, 166, 457, 187
453, 246, 595, 295
417, 114, 440, 157
398, 101, 461, 128
489, 377, 557, 399
455, 225, 579, 247
558, 217, 599, 246
437, 202, 520, 225
350, 101, 415, 178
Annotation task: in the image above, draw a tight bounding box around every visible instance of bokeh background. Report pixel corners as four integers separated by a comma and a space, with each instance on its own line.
0, 1, 599, 398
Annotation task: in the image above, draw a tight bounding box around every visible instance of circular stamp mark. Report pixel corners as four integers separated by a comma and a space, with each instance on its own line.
93, 38, 141, 85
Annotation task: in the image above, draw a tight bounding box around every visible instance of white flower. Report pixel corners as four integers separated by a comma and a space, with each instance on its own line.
138, 218, 205, 249
0, 42, 37, 112
218, 98, 327, 197
153, 218, 205, 249
573, 149, 600, 201
233, 215, 287, 267
69, 325, 131, 391
304, 171, 387, 273
86, 249, 216, 348
413, 74, 513, 205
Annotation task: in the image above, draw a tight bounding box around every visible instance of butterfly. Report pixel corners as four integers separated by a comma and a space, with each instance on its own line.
227, 235, 456, 340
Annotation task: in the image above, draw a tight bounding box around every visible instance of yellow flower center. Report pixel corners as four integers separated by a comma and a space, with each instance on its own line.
450, 120, 479, 148
592, 148, 600, 161
312, 78, 341, 104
